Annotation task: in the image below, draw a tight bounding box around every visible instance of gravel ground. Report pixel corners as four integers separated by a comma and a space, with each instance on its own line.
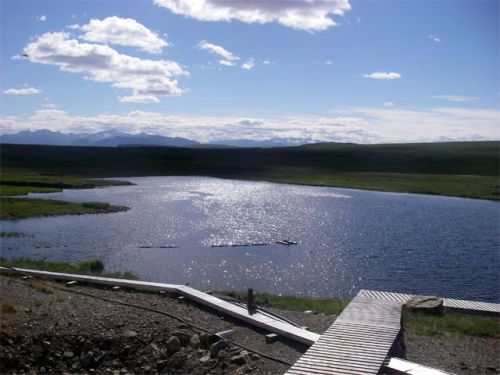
0, 275, 334, 375
405, 331, 499, 375
1, 274, 498, 375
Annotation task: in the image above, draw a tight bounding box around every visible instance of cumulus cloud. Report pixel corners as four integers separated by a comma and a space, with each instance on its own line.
21, 32, 187, 102
198, 40, 239, 64
5, 105, 498, 144
4, 87, 42, 95
37, 15, 47, 22
241, 58, 255, 70
364, 72, 401, 80
154, 0, 351, 31
73, 16, 168, 54
431, 95, 477, 102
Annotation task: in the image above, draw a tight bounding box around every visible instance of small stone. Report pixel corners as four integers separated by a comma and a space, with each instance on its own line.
63, 351, 74, 359
199, 355, 210, 364
120, 368, 128, 374
172, 331, 190, 346
124, 330, 138, 338
113, 370, 120, 375
217, 350, 229, 360
177, 323, 189, 329
230, 354, 247, 365
167, 336, 181, 353
265, 333, 278, 344
142, 365, 151, 373
251, 354, 260, 361
304, 310, 314, 314
210, 340, 229, 358
80, 351, 94, 368
112, 286, 121, 290
190, 334, 201, 349
65, 281, 78, 287
39, 367, 46, 374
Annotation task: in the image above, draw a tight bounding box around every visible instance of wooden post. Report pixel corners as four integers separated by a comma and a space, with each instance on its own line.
247, 288, 256, 313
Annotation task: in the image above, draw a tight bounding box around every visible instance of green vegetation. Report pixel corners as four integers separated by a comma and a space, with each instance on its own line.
1, 141, 498, 200
402, 309, 500, 338
218, 290, 350, 316
0, 197, 128, 220
1, 302, 17, 314
0, 232, 30, 238
0, 185, 60, 196
0, 257, 137, 280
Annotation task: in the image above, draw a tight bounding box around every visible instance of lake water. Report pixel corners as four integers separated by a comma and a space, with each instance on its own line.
1, 177, 498, 302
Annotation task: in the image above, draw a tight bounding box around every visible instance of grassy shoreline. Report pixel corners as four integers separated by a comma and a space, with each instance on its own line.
0, 176, 131, 220
2, 142, 499, 201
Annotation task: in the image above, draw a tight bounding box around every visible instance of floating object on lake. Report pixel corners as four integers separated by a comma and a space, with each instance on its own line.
276, 239, 298, 245
139, 245, 177, 249
210, 243, 269, 248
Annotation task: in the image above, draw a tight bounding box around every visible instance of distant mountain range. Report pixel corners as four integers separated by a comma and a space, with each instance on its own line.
0, 130, 309, 148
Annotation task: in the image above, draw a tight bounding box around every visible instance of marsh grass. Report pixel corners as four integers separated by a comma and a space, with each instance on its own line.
0, 197, 128, 220
402, 309, 500, 338
218, 290, 350, 316
0, 258, 137, 280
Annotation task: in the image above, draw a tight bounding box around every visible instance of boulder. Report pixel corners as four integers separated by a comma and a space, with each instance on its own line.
404, 295, 443, 314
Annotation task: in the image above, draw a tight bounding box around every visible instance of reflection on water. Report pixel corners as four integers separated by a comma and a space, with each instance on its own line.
1, 177, 498, 301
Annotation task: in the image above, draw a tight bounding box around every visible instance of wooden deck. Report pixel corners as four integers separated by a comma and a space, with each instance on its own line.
287, 290, 499, 375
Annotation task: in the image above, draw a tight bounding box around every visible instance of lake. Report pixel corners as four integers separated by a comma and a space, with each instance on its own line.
1, 177, 498, 302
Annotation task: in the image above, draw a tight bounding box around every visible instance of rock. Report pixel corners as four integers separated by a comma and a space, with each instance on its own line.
166, 336, 181, 353
63, 351, 74, 359
199, 333, 212, 348
265, 333, 278, 343
124, 330, 138, 338
217, 349, 229, 360
172, 331, 190, 346
199, 355, 211, 364
120, 368, 128, 374
39, 367, 46, 374
230, 354, 247, 365
142, 365, 151, 373
251, 354, 260, 361
210, 340, 229, 358
80, 351, 94, 368
404, 295, 443, 314
177, 323, 189, 329
190, 334, 201, 349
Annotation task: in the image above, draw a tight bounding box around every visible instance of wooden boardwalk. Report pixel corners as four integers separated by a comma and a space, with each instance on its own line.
287, 290, 499, 375
285, 292, 403, 375
0, 266, 319, 345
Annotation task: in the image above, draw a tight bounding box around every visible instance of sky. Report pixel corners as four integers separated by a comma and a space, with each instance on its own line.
0, 0, 498, 144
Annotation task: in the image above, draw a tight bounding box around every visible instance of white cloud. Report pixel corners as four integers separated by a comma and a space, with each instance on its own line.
428, 34, 441, 43
364, 72, 401, 80
198, 40, 239, 64
3, 106, 498, 144
383, 102, 395, 107
119, 95, 161, 103
3, 87, 42, 95
154, 0, 351, 31
219, 59, 236, 66
325, 60, 333, 65
37, 15, 47, 22
431, 95, 477, 102
262, 60, 273, 65
74, 16, 168, 54
241, 58, 255, 70
21, 32, 187, 102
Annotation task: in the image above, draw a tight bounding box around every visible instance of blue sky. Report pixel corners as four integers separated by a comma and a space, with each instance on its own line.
0, 0, 498, 144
